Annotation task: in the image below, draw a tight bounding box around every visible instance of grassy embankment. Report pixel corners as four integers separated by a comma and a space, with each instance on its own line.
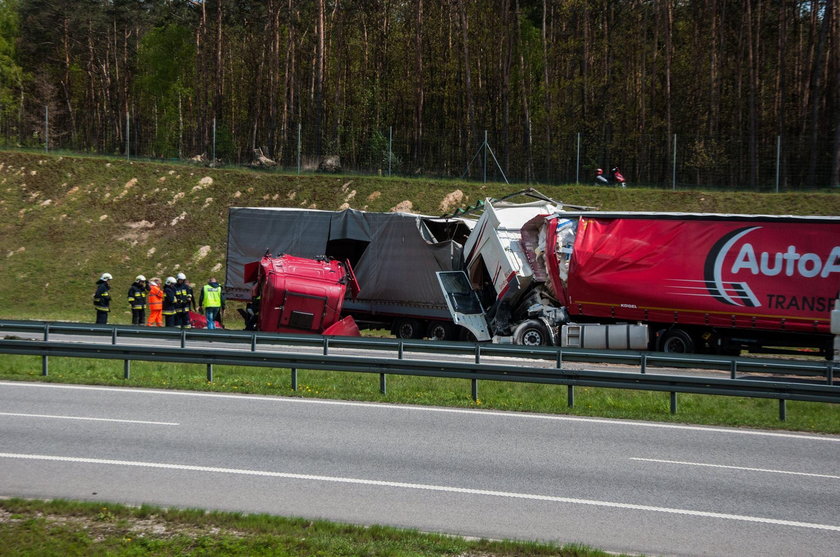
1, 149, 839, 435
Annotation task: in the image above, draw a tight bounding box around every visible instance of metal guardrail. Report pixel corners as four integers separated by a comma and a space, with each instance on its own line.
0, 319, 837, 421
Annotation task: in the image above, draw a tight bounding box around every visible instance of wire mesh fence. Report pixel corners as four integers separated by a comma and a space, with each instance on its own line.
1, 108, 837, 192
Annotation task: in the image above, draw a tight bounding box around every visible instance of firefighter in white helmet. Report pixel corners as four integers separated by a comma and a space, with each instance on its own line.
163, 276, 178, 327
93, 273, 113, 324
174, 272, 195, 328
127, 275, 149, 326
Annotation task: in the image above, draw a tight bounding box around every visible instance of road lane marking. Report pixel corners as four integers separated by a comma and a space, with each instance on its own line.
0, 412, 178, 426
0, 452, 838, 532
2, 381, 838, 443
630, 457, 840, 480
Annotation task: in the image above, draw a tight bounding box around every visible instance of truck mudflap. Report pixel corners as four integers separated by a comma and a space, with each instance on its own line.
436, 271, 492, 341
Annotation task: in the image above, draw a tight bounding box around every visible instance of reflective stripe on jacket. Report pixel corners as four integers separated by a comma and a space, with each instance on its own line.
93, 281, 111, 311
127, 282, 149, 309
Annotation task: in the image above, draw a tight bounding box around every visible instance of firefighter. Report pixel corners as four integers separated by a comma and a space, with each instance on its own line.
162, 276, 178, 327
174, 272, 195, 328
93, 273, 112, 324
198, 277, 225, 330
146, 277, 164, 327
127, 275, 149, 325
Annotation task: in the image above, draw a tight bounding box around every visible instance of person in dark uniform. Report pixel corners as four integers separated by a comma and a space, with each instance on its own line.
127, 275, 149, 325
93, 273, 113, 324
162, 276, 178, 327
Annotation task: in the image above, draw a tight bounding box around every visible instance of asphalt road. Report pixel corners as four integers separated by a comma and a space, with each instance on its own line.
1, 380, 838, 556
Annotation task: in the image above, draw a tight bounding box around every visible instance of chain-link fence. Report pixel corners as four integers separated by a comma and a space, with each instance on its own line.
1, 108, 837, 192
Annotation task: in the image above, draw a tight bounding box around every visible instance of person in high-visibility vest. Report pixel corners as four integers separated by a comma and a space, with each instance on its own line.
146, 278, 164, 326
198, 277, 225, 330
93, 273, 112, 324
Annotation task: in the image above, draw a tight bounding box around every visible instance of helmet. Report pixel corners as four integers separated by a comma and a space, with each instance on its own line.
176, 272, 187, 280
595, 168, 603, 175
100, 273, 112, 281
165, 276, 176, 285
135, 275, 146, 282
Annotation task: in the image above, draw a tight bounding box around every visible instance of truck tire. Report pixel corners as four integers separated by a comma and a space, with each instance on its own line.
658, 328, 695, 353
395, 318, 423, 339
426, 321, 456, 341
513, 320, 549, 346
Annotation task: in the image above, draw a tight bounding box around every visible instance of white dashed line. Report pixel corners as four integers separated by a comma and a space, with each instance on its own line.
1, 452, 839, 532
630, 457, 840, 480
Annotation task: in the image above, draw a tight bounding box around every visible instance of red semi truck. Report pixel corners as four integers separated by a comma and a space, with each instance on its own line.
243, 253, 361, 336
440, 208, 840, 355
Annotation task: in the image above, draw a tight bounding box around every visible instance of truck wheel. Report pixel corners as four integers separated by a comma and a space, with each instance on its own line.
659, 329, 695, 353
395, 318, 423, 339
513, 320, 549, 346
426, 321, 455, 341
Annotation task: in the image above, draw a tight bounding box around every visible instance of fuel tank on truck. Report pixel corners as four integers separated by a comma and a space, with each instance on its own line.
243, 253, 361, 335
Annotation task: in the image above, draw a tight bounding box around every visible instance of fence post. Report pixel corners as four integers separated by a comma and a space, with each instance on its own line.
567, 384, 575, 407
670, 391, 678, 414
779, 399, 787, 421
775, 135, 781, 193
212, 117, 217, 163
576, 132, 581, 184
124, 360, 131, 380
483, 130, 488, 183
297, 123, 302, 174
388, 126, 393, 176
672, 134, 677, 190
44, 106, 49, 153
471, 378, 478, 402
380, 373, 386, 394
206, 363, 213, 382
126, 112, 130, 161
291, 368, 298, 391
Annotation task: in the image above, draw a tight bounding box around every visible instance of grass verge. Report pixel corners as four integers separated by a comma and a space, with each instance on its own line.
1, 355, 837, 433
0, 498, 613, 556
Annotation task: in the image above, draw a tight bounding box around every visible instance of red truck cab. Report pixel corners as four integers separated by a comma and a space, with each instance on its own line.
244, 253, 360, 335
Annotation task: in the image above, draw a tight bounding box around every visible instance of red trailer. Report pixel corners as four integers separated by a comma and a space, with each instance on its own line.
243, 253, 361, 336
441, 208, 840, 355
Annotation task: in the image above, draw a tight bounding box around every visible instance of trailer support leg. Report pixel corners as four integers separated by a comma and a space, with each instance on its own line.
291, 368, 298, 391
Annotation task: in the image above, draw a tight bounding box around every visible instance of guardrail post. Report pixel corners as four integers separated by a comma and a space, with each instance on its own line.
471, 378, 478, 402
556, 350, 563, 369
180, 329, 186, 349
475, 345, 481, 364
827, 363, 834, 386
291, 368, 298, 391
640, 353, 647, 374
567, 385, 574, 407
779, 399, 786, 421
206, 363, 213, 382
398, 341, 404, 360
251, 333, 257, 351
323, 337, 329, 355
112, 327, 117, 344
380, 373, 386, 394
123, 360, 130, 379
670, 392, 678, 414
730, 360, 737, 379
42, 324, 49, 376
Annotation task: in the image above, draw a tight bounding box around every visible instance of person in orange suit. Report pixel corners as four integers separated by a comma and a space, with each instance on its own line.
146, 277, 164, 327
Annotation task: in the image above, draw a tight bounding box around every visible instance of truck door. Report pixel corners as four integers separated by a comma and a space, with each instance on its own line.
436, 271, 491, 341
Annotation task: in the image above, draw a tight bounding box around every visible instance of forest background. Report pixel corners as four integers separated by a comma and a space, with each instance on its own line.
0, 0, 838, 190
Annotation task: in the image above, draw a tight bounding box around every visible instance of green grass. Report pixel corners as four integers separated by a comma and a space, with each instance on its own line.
1, 355, 837, 433
0, 498, 613, 557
